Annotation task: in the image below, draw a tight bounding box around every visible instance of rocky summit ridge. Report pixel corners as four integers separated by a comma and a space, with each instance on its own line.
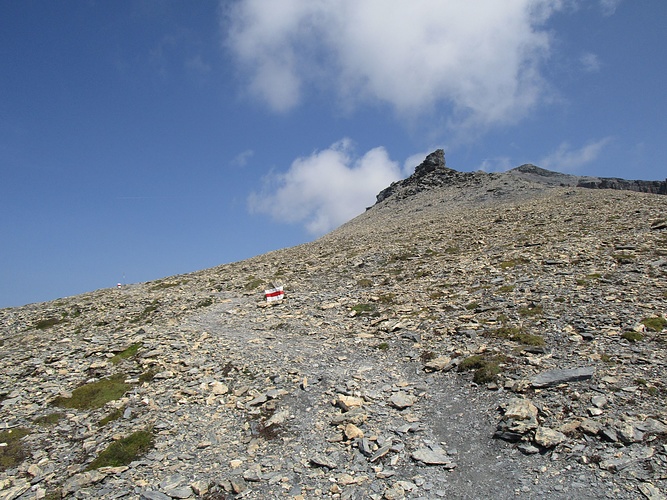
1, 151, 667, 500
375, 149, 666, 205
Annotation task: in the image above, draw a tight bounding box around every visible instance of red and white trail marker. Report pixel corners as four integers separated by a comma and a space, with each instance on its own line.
265, 285, 284, 302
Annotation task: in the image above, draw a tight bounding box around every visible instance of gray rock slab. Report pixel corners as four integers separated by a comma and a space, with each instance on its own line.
531, 367, 595, 388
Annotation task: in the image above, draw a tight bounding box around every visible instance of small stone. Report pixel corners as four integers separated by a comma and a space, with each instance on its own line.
243, 466, 262, 482
369, 445, 392, 462
580, 418, 602, 435
331, 408, 368, 425
210, 382, 228, 395
164, 486, 193, 499
344, 423, 364, 440
638, 482, 665, 500
617, 422, 643, 444
389, 392, 415, 410
600, 427, 618, 442
160, 475, 185, 491
190, 480, 209, 496
501, 398, 538, 433
310, 454, 337, 469
359, 437, 373, 456
247, 393, 268, 406
534, 426, 566, 448
265, 409, 289, 427
337, 394, 364, 411
518, 443, 540, 455
384, 483, 406, 500
423, 356, 453, 372
411, 447, 452, 465
230, 479, 247, 494
337, 473, 356, 485
591, 395, 607, 408
141, 492, 171, 500
61, 471, 106, 496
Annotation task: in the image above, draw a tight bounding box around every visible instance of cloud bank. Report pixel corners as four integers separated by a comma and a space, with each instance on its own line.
248, 140, 401, 235
539, 137, 613, 171
225, 0, 564, 128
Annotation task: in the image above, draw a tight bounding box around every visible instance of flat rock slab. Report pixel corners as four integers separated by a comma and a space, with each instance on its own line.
411, 447, 454, 466
531, 367, 595, 388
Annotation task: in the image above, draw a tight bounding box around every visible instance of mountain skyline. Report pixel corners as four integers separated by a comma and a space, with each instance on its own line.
2, 1, 666, 308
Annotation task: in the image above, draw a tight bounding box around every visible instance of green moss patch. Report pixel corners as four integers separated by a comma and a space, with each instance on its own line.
244, 277, 264, 291
150, 280, 182, 291
621, 331, 644, 342
576, 273, 602, 286
486, 326, 545, 346
518, 304, 543, 317
86, 429, 154, 470
110, 342, 142, 365
641, 317, 667, 332
351, 303, 376, 314
33, 413, 65, 426
130, 301, 159, 324
196, 297, 214, 308
98, 407, 124, 427
52, 374, 130, 410
35, 317, 65, 330
0, 427, 30, 471
499, 257, 529, 269
458, 354, 506, 384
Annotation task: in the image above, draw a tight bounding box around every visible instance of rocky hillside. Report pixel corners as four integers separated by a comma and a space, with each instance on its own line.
1, 152, 666, 499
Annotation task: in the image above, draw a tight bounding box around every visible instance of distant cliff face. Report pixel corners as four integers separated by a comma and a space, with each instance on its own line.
374, 150, 667, 205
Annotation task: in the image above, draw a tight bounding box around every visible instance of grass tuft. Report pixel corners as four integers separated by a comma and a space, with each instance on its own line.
352, 303, 376, 314
0, 427, 30, 471
110, 342, 142, 365
518, 304, 543, 317
33, 413, 65, 426
499, 257, 529, 269
244, 277, 264, 291
621, 331, 644, 342
52, 374, 130, 410
98, 407, 124, 426
641, 317, 667, 332
86, 429, 154, 470
458, 354, 507, 384
35, 317, 65, 330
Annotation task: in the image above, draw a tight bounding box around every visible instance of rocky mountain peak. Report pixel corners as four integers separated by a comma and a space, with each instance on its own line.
413, 148, 448, 176
375, 150, 667, 206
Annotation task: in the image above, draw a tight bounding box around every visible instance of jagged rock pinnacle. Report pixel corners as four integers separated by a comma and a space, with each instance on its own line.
414, 149, 447, 177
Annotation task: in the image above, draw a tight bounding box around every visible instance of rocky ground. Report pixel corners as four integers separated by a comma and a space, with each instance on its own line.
1, 154, 666, 499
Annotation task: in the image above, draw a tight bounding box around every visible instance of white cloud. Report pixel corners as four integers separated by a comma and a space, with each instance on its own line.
580, 52, 601, 73
539, 137, 613, 171
247, 140, 401, 234
231, 149, 254, 168
599, 0, 622, 16
479, 157, 514, 173
224, 0, 565, 128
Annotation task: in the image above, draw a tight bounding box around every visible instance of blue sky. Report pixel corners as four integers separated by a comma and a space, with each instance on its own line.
1, 0, 665, 308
